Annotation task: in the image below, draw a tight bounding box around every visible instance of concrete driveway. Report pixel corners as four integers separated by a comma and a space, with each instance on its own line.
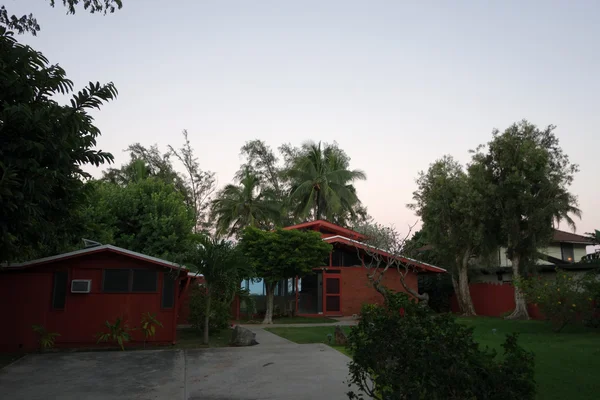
0, 341, 354, 399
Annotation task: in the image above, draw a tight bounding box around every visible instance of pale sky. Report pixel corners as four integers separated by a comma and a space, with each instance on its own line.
10, 0, 600, 235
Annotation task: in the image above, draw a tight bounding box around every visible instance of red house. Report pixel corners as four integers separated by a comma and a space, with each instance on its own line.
235, 220, 445, 319
0, 245, 191, 352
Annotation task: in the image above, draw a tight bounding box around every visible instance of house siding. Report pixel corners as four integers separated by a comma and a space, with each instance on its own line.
0, 252, 182, 352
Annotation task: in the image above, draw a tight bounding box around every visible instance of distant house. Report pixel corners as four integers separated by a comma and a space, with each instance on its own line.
234, 220, 445, 319
0, 245, 194, 352
473, 229, 596, 283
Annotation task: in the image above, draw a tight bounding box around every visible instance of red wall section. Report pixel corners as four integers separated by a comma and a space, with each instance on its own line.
339, 267, 418, 316
0, 252, 181, 352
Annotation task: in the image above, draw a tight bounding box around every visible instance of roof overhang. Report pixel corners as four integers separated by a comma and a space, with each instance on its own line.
323, 235, 446, 273
284, 220, 368, 241
2, 245, 186, 271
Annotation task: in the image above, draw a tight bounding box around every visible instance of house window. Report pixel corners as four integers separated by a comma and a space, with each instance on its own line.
132, 270, 158, 292
102, 269, 158, 292
52, 271, 68, 309
331, 247, 362, 267
561, 243, 575, 263
102, 269, 130, 292
162, 273, 176, 308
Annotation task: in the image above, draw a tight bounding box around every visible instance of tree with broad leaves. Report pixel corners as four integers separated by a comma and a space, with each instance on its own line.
240, 227, 332, 324
1, 0, 123, 35
284, 141, 366, 225
211, 169, 281, 238
472, 120, 580, 320
0, 27, 117, 263
185, 236, 249, 344
409, 155, 497, 316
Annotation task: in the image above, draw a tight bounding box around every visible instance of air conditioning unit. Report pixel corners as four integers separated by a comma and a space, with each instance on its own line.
71, 280, 92, 293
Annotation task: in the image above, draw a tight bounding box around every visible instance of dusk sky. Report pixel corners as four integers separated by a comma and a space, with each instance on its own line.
11, 0, 600, 236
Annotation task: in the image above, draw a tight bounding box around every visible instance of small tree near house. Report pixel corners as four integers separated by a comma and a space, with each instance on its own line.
240, 227, 332, 324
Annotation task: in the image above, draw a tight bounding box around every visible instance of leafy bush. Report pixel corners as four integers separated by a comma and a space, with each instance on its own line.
31, 325, 60, 351
139, 312, 163, 347
347, 292, 536, 400
96, 317, 132, 350
418, 273, 454, 313
188, 285, 231, 332
520, 270, 598, 332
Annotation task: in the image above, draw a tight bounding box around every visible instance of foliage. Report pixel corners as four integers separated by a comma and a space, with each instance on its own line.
417, 273, 454, 313
211, 169, 281, 237
188, 285, 231, 332
31, 325, 60, 351
410, 155, 496, 315
169, 130, 217, 231
240, 227, 332, 323
85, 177, 195, 259
185, 235, 249, 343
472, 120, 580, 319
239, 139, 285, 200
284, 141, 367, 225
96, 317, 132, 351
346, 292, 536, 400
139, 312, 162, 347
520, 270, 599, 332
0, 28, 117, 262
1, 1, 122, 35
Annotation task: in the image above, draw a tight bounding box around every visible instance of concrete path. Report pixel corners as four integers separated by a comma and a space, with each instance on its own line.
0, 336, 355, 400
238, 319, 358, 329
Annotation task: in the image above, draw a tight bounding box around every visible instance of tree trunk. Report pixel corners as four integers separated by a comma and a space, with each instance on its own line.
506, 254, 530, 320
203, 286, 211, 345
456, 253, 476, 316
263, 282, 275, 324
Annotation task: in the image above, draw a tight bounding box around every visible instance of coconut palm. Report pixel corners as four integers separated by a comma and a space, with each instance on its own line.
211, 169, 281, 237
285, 141, 366, 222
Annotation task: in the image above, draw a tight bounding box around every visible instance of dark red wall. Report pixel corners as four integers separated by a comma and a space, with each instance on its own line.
339, 267, 418, 316
0, 252, 182, 352
450, 283, 544, 319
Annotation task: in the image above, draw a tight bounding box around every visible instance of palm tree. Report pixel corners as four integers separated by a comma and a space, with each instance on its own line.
186, 236, 249, 344
211, 169, 281, 237
285, 142, 366, 222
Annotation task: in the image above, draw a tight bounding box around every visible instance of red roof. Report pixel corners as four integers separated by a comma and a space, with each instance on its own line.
323, 235, 446, 273
3, 245, 186, 271
284, 220, 367, 241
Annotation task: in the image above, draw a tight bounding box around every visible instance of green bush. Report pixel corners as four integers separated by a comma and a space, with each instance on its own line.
347, 292, 536, 400
188, 285, 231, 332
418, 273, 454, 313
519, 270, 598, 332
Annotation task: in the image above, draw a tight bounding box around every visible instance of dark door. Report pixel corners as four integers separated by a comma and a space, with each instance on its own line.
324, 272, 341, 315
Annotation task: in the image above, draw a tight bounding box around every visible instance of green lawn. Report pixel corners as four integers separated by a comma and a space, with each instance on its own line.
173, 328, 232, 348
266, 318, 600, 400
237, 316, 337, 324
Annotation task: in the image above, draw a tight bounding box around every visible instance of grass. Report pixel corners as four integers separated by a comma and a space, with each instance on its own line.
266, 317, 600, 400
173, 327, 232, 349
237, 316, 337, 324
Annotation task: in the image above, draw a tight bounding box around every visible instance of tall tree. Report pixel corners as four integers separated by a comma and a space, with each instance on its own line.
85, 176, 195, 259
473, 120, 580, 319
211, 169, 281, 237
186, 236, 248, 344
284, 141, 366, 225
238, 140, 284, 198
169, 130, 217, 231
240, 227, 332, 324
410, 156, 495, 316
1, 0, 123, 35
0, 28, 117, 262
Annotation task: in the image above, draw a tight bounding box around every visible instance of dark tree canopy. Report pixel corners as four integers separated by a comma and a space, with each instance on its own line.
0, 0, 123, 35
0, 27, 117, 262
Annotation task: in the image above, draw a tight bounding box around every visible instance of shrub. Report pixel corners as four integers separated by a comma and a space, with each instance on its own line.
188, 285, 231, 332
520, 269, 597, 332
31, 325, 60, 351
140, 312, 163, 348
346, 292, 536, 400
96, 317, 132, 350
418, 273, 454, 313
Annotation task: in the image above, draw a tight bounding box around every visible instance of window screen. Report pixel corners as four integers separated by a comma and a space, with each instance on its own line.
132, 270, 157, 292
162, 273, 175, 308
103, 269, 130, 292
52, 271, 68, 309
